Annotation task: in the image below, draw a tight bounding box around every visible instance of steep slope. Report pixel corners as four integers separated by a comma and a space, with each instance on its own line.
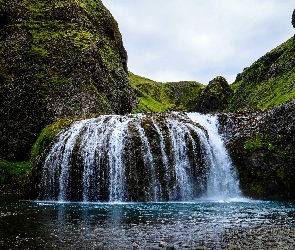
228, 35, 295, 111
0, 0, 136, 161
129, 72, 205, 113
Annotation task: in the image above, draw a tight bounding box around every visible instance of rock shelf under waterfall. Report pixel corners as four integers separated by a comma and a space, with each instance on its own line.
24, 112, 241, 202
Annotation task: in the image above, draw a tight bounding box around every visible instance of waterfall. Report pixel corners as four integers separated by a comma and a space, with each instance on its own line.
34, 112, 241, 202
187, 113, 241, 199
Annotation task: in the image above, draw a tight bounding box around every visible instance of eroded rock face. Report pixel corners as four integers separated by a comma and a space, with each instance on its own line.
0, 0, 136, 161
197, 76, 232, 113
219, 98, 295, 201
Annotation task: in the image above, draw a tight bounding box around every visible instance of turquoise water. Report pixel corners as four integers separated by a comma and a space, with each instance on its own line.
1, 197, 295, 249
0, 197, 295, 249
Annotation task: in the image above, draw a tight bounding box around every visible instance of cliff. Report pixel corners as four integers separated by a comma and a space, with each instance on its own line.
0, 0, 136, 161
219, 98, 295, 201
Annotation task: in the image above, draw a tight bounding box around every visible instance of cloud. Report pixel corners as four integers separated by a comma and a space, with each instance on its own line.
103, 0, 294, 84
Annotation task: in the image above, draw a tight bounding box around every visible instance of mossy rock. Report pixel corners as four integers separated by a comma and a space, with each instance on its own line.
197, 76, 232, 113
220, 98, 295, 201
0, 0, 136, 161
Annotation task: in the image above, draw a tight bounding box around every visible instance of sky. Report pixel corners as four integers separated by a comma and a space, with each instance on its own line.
103, 0, 295, 84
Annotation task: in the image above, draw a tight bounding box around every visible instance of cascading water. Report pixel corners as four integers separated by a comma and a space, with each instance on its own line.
187, 113, 241, 200
30, 112, 241, 202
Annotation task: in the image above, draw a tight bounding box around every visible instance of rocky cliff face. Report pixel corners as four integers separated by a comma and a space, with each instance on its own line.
0, 0, 136, 161
197, 76, 232, 113
219, 98, 295, 201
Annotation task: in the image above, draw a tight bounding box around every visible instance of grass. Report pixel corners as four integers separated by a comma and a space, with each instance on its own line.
228, 36, 295, 111
129, 72, 204, 113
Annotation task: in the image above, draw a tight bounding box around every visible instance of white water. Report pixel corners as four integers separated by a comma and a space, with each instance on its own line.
187, 113, 242, 200
39, 113, 242, 202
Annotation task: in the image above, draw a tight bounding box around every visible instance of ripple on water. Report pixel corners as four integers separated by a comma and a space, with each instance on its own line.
0, 199, 295, 249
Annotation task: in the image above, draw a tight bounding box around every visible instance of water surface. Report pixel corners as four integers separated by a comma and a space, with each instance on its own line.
1, 196, 295, 249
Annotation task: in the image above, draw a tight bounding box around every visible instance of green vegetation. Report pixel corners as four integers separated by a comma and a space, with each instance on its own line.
0, 159, 31, 193
129, 72, 205, 113
228, 36, 295, 111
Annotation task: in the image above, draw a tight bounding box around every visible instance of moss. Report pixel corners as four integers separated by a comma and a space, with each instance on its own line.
248, 182, 263, 195
244, 137, 263, 151
0, 158, 31, 193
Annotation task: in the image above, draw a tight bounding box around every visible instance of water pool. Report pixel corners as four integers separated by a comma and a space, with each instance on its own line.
1, 196, 295, 249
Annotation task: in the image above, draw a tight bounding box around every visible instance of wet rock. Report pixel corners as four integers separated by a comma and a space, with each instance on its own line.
196, 246, 205, 250
182, 242, 190, 248
166, 245, 175, 250
219, 97, 295, 201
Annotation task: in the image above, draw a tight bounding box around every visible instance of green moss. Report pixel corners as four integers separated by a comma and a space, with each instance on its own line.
249, 182, 263, 195
244, 135, 277, 152
244, 137, 263, 151
0, 158, 31, 192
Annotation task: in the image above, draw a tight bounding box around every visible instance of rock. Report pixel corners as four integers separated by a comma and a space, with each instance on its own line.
182, 242, 190, 248
196, 246, 205, 250
159, 241, 167, 247
292, 9, 295, 28
227, 244, 238, 249
197, 76, 232, 113
166, 246, 175, 250
0, 0, 137, 161
133, 242, 139, 248
219, 97, 295, 201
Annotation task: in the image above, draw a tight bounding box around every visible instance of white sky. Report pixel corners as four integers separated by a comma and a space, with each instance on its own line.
103, 0, 295, 84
